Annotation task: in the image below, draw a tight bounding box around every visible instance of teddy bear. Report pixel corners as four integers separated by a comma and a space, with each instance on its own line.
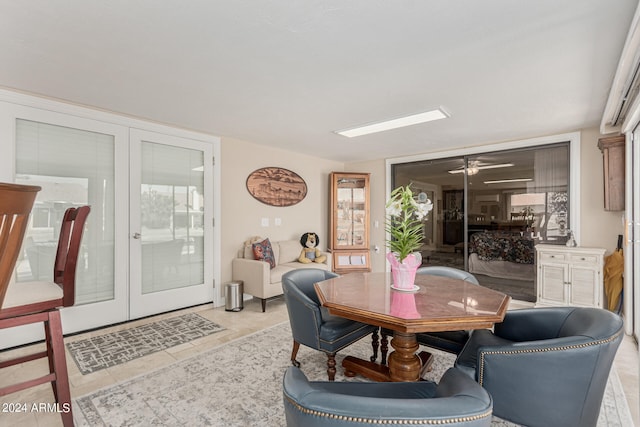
298, 232, 327, 264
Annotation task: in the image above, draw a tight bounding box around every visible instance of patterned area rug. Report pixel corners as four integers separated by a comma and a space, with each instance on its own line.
74, 322, 632, 426
67, 313, 225, 374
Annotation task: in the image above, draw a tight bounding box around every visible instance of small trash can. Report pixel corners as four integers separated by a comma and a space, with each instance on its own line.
225, 280, 244, 312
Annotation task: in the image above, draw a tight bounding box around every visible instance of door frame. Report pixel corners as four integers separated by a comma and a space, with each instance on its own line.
623, 126, 639, 338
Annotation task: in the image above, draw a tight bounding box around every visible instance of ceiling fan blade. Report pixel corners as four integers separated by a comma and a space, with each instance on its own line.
447, 162, 514, 174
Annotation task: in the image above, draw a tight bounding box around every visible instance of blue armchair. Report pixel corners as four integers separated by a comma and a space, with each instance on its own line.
283, 366, 493, 427
455, 306, 624, 427
381, 266, 480, 363
282, 269, 378, 381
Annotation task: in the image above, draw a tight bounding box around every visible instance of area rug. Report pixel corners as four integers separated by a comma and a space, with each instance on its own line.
67, 313, 225, 374
74, 322, 632, 426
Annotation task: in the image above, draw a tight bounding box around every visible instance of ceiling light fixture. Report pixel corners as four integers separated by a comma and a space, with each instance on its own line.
484, 178, 532, 184
448, 163, 515, 174
335, 107, 449, 138
467, 166, 479, 176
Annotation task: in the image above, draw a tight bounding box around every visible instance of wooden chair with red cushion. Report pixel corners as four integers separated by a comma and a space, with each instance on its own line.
0, 183, 89, 427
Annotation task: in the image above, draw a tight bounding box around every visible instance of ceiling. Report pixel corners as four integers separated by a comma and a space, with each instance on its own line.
0, 1, 637, 163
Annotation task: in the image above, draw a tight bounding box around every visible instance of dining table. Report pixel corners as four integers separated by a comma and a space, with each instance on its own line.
314, 272, 511, 382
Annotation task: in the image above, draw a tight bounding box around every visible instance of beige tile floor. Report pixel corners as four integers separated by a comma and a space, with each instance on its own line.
0, 298, 638, 426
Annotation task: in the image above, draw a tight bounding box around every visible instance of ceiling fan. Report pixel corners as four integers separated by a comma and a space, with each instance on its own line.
447, 161, 514, 175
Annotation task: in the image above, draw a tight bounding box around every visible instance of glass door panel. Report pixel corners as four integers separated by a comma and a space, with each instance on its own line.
465, 147, 568, 302
336, 178, 367, 247
140, 143, 204, 293
15, 120, 115, 305
130, 129, 213, 319
466, 146, 570, 243
392, 144, 569, 303
1, 109, 129, 348
391, 157, 464, 267
465, 151, 538, 301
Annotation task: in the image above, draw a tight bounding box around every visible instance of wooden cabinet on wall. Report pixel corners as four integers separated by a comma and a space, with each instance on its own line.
535, 245, 605, 308
598, 135, 625, 211
329, 172, 371, 274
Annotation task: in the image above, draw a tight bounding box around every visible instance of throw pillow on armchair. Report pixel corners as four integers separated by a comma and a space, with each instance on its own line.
252, 238, 276, 269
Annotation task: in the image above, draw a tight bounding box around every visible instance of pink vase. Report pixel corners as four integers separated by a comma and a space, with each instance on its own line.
387, 252, 422, 290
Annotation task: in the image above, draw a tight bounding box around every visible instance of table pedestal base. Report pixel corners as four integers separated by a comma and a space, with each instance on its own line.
343, 332, 433, 382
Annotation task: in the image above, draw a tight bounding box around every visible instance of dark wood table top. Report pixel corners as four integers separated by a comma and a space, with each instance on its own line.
315, 272, 511, 334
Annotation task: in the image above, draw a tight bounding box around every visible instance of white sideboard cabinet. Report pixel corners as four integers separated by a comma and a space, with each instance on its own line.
535, 244, 606, 308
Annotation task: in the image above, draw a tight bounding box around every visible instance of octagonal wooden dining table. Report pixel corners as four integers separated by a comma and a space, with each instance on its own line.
314, 272, 511, 382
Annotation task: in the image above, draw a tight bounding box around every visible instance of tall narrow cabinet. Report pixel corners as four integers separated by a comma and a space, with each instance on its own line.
329, 172, 371, 274
597, 135, 625, 211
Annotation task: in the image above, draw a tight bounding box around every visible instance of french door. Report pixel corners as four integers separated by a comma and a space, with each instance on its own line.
129, 129, 213, 319
0, 101, 216, 348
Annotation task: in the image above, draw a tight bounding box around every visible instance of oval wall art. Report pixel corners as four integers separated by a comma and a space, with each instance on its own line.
246, 167, 307, 207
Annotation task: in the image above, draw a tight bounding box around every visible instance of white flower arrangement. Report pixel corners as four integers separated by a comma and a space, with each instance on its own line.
385, 185, 433, 263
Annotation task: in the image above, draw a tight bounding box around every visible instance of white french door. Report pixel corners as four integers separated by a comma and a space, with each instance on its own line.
0, 98, 217, 348
0, 104, 130, 347
129, 129, 214, 319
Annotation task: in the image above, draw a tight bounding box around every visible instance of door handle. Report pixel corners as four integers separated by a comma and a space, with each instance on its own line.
132, 232, 141, 239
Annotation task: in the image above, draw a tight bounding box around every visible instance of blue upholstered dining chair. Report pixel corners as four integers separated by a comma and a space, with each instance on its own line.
283, 366, 493, 427
381, 266, 480, 364
282, 269, 378, 381
454, 306, 624, 427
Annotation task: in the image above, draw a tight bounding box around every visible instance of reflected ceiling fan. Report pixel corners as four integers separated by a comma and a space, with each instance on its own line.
447, 160, 514, 175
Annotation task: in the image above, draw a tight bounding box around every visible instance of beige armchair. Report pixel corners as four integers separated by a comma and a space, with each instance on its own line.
232, 238, 331, 312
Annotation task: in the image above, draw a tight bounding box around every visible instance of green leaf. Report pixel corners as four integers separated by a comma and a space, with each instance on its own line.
385, 184, 429, 262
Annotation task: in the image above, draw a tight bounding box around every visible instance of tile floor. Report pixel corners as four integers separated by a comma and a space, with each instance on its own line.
0, 298, 638, 426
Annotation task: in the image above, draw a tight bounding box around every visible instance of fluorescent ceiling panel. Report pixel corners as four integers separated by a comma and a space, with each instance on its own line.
484, 178, 533, 184
336, 108, 449, 138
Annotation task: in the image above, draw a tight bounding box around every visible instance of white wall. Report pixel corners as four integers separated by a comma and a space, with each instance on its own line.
220, 137, 343, 297
579, 127, 625, 251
